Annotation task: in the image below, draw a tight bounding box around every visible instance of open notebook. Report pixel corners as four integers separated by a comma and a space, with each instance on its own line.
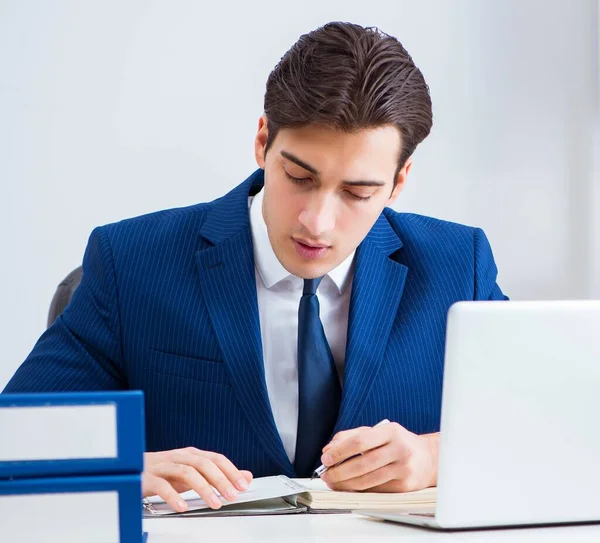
143, 475, 437, 517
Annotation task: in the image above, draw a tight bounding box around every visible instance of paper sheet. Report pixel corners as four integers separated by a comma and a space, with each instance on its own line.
143, 475, 305, 516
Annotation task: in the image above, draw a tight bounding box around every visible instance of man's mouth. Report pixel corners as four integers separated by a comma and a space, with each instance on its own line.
293, 238, 331, 260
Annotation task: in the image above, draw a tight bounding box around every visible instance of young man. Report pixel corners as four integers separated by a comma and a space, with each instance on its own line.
4, 22, 507, 511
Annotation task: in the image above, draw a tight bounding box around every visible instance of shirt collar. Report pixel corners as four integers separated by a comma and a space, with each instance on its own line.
249, 188, 354, 294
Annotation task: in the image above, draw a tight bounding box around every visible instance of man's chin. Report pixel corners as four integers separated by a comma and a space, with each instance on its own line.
280, 254, 336, 280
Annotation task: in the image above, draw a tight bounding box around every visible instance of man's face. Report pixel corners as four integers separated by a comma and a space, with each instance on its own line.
254, 116, 411, 279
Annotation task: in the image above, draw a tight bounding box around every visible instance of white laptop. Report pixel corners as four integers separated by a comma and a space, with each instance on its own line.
359, 300, 600, 530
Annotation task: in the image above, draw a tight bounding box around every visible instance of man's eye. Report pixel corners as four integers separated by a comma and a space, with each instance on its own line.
284, 172, 311, 185
346, 191, 373, 202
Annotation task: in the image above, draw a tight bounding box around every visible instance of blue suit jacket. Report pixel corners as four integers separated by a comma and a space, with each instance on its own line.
4, 169, 507, 477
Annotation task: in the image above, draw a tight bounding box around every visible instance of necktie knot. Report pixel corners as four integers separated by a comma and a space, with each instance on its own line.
303, 276, 323, 296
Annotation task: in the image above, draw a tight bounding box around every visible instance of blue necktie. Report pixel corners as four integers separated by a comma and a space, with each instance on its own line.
294, 277, 342, 477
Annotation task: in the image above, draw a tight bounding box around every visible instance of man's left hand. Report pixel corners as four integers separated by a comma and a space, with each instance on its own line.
319, 423, 439, 492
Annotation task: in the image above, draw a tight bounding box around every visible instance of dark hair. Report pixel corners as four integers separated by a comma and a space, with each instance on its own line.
264, 22, 433, 181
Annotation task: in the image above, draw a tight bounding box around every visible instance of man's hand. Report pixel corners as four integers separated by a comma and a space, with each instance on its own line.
142, 448, 253, 512
319, 423, 438, 493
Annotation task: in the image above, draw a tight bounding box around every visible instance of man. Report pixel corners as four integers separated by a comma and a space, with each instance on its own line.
4, 22, 507, 511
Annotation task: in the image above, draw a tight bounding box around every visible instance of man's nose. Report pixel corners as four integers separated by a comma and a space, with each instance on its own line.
297, 194, 336, 237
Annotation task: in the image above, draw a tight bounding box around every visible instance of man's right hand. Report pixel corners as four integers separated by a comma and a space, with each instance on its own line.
142, 448, 253, 512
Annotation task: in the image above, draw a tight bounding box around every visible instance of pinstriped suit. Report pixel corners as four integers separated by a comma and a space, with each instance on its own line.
4, 169, 507, 477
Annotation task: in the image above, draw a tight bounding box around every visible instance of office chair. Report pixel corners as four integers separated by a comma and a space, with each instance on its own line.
47, 266, 83, 328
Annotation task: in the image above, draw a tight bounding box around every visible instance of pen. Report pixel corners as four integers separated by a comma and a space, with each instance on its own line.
311, 419, 391, 479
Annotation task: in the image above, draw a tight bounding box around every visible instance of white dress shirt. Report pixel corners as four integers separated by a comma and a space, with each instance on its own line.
249, 188, 355, 463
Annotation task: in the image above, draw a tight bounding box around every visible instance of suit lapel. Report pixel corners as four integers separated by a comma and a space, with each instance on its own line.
196, 172, 408, 466
196, 170, 294, 476
334, 212, 409, 433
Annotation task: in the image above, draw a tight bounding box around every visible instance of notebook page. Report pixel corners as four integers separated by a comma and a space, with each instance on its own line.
292, 478, 437, 510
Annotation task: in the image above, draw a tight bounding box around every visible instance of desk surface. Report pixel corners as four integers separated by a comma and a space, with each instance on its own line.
145, 513, 600, 542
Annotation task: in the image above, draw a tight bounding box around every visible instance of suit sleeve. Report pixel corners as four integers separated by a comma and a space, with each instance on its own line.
473, 227, 509, 301
3, 227, 127, 392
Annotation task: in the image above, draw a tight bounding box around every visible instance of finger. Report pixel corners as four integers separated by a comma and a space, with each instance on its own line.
185, 455, 243, 502
322, 424, 394, 466
368, 476, 423, 493
174, 449, 251, 493
165, 450, 238, 497
150, 462, 223, 510
205, 452, 253, 492
326, 463, 399, 492
170, 473, 249, 494
322, 435, 350, 453
143, 472, 189, 513
323, 444, 394, 484
323, 427, 367, 451
240, 470, 253, 484
323, 423, 390, 452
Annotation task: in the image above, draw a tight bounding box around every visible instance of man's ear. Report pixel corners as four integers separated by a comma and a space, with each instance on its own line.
387, 158, 412, 206
254, 114, 269, 168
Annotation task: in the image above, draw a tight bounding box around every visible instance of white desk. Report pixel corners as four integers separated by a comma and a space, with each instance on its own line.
145, 514, 600, 542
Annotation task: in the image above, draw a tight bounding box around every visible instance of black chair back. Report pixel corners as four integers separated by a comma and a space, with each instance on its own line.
47, 266, 83, 328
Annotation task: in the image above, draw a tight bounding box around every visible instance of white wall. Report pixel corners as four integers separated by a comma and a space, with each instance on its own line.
591, 0, 600, 299
1, 0, 598, 389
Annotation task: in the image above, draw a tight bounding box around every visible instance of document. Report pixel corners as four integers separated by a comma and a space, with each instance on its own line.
143, 476, 307, 516
142, 475, 437, 517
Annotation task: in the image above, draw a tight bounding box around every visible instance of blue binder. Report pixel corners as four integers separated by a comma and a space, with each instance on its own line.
0, 391, 145, 479
0, 473, 143, 543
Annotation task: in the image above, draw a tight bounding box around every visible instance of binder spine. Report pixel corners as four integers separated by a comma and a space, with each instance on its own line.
0, 391, 145, 479
0, 473, 143, 543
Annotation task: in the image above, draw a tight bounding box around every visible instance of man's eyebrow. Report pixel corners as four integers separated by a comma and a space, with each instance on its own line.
343, 180, 386, 187
280, 151, 319, 175
280, 150, 386, 186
